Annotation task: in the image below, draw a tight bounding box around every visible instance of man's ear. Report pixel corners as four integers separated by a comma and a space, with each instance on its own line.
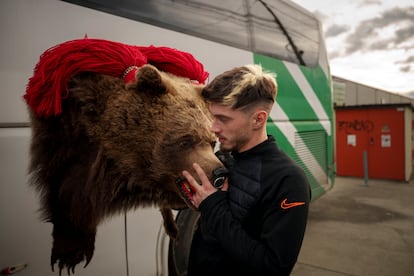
253, 110, 267, 129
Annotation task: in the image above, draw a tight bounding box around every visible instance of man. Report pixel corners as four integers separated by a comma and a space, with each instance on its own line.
182, 64, 310, 275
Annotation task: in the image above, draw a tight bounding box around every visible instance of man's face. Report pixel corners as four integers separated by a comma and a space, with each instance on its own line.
208, 103, 254, 152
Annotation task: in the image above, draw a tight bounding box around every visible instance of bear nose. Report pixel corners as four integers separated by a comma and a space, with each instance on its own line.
211, 167, 229, 189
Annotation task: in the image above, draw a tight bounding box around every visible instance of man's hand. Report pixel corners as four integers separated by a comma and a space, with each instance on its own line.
182, 163, 228, 208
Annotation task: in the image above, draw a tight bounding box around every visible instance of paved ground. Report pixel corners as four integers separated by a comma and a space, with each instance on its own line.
291, 176, 414, 276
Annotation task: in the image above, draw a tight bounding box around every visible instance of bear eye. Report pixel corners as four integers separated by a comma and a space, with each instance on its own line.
179, 135, 195, 150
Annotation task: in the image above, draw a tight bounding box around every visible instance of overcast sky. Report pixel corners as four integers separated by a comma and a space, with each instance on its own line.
291, 0, 414, 95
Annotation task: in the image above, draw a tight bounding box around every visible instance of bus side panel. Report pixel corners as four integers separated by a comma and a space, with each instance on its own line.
0, 0, 254, 126
1, 0, 254, 274
0, 128, 128, 276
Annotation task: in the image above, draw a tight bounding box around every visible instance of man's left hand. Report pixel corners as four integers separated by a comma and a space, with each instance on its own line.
182, 163, 228, 208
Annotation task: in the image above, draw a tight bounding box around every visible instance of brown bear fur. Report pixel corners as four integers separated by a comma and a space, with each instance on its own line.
27, 64, 222, 274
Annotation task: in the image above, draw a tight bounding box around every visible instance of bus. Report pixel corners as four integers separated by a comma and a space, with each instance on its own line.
0, 0, 334, 275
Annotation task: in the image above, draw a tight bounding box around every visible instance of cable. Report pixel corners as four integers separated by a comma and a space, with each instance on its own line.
124, 212, 130, 276
257, 0, 306, 66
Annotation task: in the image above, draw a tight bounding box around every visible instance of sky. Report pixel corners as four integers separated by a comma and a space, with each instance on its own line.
290, 0, 414, 95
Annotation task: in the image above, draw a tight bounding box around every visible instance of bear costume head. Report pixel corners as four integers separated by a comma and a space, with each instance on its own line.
24, 38, 225, 274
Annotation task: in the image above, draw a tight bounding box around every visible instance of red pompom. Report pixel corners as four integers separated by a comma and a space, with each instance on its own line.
24, 38, 209, 118
139, 45, 209, 83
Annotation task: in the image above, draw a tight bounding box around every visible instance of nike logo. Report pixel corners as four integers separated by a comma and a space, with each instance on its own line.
280, 198, 305, 209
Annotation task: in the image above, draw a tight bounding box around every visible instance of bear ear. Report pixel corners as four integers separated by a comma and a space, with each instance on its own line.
135, 64, 167, 95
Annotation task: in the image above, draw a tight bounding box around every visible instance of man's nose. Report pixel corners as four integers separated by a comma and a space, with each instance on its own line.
210, 120, 220, 133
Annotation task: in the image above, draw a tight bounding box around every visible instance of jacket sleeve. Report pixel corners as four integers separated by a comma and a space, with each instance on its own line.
198, 167, 310, 274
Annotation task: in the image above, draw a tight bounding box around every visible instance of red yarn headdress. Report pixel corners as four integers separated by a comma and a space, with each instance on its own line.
24, 38, 209, 118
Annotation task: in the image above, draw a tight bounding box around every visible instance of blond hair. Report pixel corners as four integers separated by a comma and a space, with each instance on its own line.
202, 64, 277, 110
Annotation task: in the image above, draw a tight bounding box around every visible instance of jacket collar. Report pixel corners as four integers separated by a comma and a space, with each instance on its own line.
232, 135, 277, 160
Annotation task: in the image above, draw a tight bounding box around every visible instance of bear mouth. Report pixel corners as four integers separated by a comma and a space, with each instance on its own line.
176, 177, 197, 209
175, 166, 229, 210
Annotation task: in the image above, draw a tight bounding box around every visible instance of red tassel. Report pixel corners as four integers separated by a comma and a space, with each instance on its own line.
24, 38, 209, 118
139, 45, 209, 83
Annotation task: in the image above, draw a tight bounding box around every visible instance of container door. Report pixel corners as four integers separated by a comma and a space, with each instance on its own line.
336, 109, 371, 177
367, 108, 405, 180
336, 107, 405, 181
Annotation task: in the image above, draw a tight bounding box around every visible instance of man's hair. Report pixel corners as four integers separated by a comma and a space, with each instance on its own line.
201, 64, 277, 110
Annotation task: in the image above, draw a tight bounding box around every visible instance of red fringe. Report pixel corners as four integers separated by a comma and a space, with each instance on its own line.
139, 46, 209, 83
24, 38, 209, 118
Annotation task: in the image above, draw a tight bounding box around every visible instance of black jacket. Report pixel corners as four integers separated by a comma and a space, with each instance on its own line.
188, 136, 311, 275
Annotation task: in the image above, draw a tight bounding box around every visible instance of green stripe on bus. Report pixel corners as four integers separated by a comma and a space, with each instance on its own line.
300, 65, 333, 119
257, 56, 319, 121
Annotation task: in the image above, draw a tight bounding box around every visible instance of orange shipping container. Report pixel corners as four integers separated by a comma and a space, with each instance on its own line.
335, 104, 412, 181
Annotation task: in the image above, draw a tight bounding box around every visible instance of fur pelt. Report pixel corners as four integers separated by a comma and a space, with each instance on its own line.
27, 65, 222, 274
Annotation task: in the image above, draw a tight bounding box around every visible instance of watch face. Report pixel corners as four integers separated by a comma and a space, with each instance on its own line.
212, 167, 229, 189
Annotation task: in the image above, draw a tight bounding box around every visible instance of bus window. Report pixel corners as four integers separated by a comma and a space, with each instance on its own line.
64, 0, 320, 67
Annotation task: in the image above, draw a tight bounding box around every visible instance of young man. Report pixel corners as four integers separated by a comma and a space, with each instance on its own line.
182, 64, 311, 275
